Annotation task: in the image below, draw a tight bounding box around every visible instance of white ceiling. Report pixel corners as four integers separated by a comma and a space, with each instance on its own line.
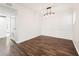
18, 3, 73, 12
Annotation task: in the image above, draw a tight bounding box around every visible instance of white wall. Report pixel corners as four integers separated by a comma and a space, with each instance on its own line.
41, 8, 73, 39
73, 4, 79, 54
13, 4, 41, 43
12, 4, 73, 43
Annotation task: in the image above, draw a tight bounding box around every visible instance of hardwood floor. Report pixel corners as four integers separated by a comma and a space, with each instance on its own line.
0, 37, 10, 56
9, 35, 78, 56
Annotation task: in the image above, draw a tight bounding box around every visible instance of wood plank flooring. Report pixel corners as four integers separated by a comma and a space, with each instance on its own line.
0, 37, 10, 56
9, 35, 78, 56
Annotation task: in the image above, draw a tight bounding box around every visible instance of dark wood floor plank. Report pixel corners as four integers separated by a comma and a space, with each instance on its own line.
9, 35, 78, 56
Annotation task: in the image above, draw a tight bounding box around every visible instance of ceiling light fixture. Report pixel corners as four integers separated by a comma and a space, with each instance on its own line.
43, 6, 55, 16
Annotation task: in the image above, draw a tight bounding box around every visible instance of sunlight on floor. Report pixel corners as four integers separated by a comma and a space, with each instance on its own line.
0, 37, 10, 56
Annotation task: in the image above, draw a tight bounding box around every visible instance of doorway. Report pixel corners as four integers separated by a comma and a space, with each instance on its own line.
0, 14, 16, 55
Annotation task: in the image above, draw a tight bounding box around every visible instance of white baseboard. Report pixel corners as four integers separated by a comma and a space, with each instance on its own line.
0, 36, 6, 38
73, 41, 79, 55
41, 34, 72, 40
16, 35, 40, 43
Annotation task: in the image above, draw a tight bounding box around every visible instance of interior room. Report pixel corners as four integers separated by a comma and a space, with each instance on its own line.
0, 3, 79, 56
